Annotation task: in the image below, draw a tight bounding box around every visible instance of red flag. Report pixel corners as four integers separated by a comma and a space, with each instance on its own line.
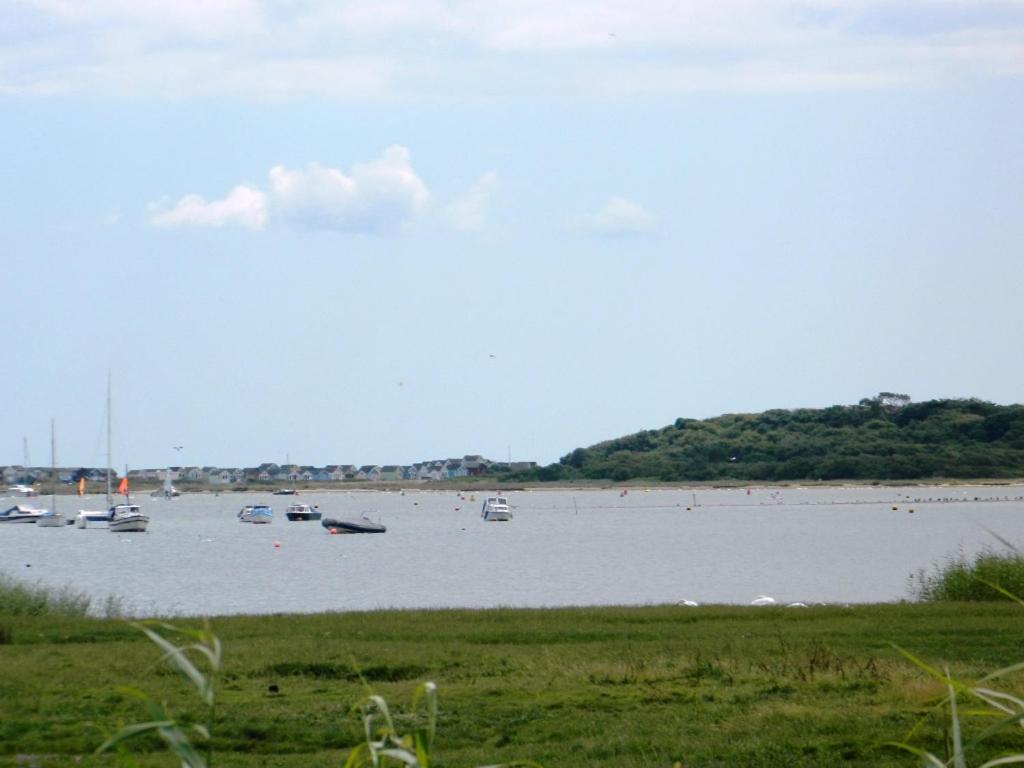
117, 476, 128, 496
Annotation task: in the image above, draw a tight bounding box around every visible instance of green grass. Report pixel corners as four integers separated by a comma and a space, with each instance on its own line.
912, 548, 1024, 601
1, 603, 1023, 766
0, 572, 93, 618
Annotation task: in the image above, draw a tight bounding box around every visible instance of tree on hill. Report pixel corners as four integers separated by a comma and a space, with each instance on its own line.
497, 393, 1024, 483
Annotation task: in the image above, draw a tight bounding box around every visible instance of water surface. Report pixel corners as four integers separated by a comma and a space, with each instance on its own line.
2, 485, 1022, 616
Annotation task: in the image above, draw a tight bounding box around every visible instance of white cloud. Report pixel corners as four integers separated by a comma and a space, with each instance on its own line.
149, 184, 267, 230
149, 146, 431, 235
574, 197, 656, 237
6, 0, 1024, 98
269, 146, 430, 233
444, 172, 498, 232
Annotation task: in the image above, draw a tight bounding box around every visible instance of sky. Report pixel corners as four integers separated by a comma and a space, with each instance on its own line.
2, 0, 1023, 471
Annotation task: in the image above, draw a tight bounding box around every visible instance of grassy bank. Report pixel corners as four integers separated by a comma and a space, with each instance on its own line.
1, 603, 1023, 767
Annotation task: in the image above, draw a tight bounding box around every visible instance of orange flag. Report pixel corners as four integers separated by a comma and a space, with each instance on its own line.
77, 477, 85, 496
117, 476, 128, 496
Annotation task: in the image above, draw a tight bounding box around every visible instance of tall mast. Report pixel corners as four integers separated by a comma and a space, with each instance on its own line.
106, 371, 112, 506
51, 419, 56, 515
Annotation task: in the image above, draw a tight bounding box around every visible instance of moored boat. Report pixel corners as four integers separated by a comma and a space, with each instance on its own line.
75, 509, 112, 528
321, 514, 386, 534
481, 495, 513, 522
0, 504, 47, 523
285, 503, 321, 521
238, 504, 273, 523
36, 510, 70, 527
108, 504, 149, 533
151, 470, 181, 499
6, 484, 38, 498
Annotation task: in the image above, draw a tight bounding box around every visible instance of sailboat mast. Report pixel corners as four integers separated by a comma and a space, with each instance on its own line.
106, 371, 112, 506
51, 419, 56, 515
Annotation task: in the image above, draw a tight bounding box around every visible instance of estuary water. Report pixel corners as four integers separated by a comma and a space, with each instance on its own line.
2, 485, 1023, 617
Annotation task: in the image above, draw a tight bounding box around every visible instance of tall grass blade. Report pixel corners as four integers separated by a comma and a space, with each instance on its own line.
947, 673, 966, 768
975, 578, 1024, 608
979, 757, 1024, 767
134, 622, 214, 705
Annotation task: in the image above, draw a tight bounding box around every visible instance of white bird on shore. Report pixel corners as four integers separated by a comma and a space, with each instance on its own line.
751, 595, 776, 606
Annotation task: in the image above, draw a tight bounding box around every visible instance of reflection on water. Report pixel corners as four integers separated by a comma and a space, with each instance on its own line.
2, 484, 1023, 617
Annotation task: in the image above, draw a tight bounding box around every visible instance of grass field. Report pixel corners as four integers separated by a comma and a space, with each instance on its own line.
1, 603, 1023, 767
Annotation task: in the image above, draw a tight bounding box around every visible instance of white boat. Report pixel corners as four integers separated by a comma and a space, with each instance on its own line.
36, 510, 68, 527
481, 495, 513, 522
321, 514, 386, 534
0, 504, 48, 523
238, 504, 273, 523
78, 374, 149, 533
108, 504, 149, 533
285, 503, 321, 521
150, 470, 181, 499
7, 484, 37, 497
75, 509, 112, 528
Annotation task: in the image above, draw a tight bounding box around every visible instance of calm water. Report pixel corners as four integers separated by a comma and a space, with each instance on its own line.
2, 485, 1023, 616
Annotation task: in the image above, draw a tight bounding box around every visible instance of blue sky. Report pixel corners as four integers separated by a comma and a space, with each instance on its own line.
2, 1, 1023, 470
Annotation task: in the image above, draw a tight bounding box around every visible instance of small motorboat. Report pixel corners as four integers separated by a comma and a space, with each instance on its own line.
238, 504, 273, 523
321, 514, 386, 534
108, 504, 149, 533
76, 509, 112, 528
0, 504, 48, 523
480, 495, 513, 522
273, 489, 297, 496
285, 503, 321, 521
6, 484, 38, 498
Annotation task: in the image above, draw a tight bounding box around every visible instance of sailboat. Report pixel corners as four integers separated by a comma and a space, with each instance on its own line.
150, 469, 181, 499
37, 419, 68, 527
76, 374, 149, 532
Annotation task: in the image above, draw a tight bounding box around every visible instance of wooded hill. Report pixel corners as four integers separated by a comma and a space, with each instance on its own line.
514, 394, 1024, 482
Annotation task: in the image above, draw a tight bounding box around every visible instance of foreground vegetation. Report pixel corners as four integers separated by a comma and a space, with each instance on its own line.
504, 393, 1024, 483
913, 548, 1024, 602
2, 603, 1023, 767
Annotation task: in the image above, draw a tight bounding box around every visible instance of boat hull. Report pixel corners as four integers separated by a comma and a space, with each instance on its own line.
0, 505, 47, 523
321, 517, 386, 534
109, 515, 149, 533
482, 511, 513, 522
286, 511, 322, 521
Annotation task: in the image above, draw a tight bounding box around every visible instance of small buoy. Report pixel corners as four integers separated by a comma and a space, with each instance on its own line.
329, 528, 338, 535
908, 509, 915, 514
273, 541, 281, 548
686, 507, 691, 511
892, 506, 898, 511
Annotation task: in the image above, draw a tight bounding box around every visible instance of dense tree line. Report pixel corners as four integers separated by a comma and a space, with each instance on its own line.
502, 394, 1024, 482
